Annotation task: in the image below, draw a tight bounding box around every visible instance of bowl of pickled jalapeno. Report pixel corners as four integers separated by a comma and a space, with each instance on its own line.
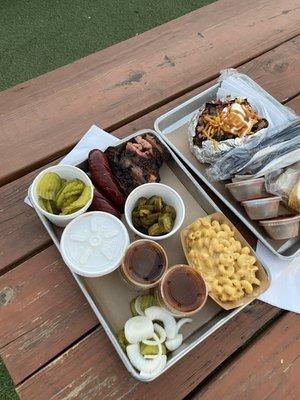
125, 183, 185, 240
30, 165, 93, 227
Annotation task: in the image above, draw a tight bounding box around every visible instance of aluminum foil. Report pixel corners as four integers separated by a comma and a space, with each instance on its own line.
188, 105, 268, 165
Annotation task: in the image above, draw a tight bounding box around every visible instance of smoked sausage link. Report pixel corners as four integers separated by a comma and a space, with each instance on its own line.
88, 149, 125, 211
90, 188, 121, 219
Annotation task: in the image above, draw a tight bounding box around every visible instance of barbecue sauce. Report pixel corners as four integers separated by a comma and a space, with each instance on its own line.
122, 240, 167, 288
126, 242, 164, 283
160, 265, 207, 314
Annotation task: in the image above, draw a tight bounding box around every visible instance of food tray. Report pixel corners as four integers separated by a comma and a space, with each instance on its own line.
154, 85, 300, 260
29, 130, 269, 382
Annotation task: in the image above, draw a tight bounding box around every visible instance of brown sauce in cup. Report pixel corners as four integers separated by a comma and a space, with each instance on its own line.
159, 265, 207, 314
122, 240, 167, 286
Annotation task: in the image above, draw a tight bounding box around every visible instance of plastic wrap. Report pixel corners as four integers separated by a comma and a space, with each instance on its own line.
206, 118, 300, 181
265, 163, 300, 213
188, 69, 297, 165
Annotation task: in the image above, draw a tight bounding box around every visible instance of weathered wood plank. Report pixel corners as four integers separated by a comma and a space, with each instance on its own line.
0, 0, 299, 185
16, 301, 282, 400
0, 246, 97, 383
191, 312, 300, 400
285, 95, 300, 111
1, 37, 299, 273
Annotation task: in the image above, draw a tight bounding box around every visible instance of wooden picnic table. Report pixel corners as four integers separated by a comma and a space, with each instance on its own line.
0, 0, 299, 398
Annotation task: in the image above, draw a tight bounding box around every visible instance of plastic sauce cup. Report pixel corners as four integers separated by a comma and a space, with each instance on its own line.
155, 264, 207, 317
225, 178, 265, 202
242, 196, 281, 220
259, 215, 300, 240
120, 239, 168, 289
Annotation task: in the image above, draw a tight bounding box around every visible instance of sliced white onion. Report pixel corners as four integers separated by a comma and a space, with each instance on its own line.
144, 354, 159, 359
144, 306, 177, 339
154, 323, 167, 342
134, 295, 144, 316
176, 318, 193, 333
142, 323, 166, 346
144, 352, 166, 359
142, 338, 161, 346
139, 355, 167, 379
165, 334, 183, 351
126, 344, 163, 373
124, 316, 154, 344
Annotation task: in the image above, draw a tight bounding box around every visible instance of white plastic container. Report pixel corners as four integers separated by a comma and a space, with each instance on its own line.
225, 178, 265, 202
259, 215, 300, 240
241, 196, 281, 220
124, 183, 185, 241
30, 165, 93, 227
60, 211, 130, 277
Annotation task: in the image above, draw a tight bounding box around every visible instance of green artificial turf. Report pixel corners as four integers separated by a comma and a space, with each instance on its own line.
0, 0, 216, 398
0, 0, 216, 91
0, 361, 18, 400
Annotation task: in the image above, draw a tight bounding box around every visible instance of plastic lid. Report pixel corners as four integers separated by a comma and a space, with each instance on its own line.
241, 196, 281, 206
60, 211, 130, 277
259, 214, 300, 226
225, 177, 265, 188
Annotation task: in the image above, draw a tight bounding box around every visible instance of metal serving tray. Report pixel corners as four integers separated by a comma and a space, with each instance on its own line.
30, 129, 266, 382
154, 85, 300, 260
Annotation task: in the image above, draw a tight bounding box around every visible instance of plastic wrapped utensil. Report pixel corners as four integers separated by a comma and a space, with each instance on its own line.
206, 118, 300, 181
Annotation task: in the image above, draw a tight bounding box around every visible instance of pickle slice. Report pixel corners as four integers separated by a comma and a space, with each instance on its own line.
158, 213, 173, 233
140, 213, 160, 227
38, 197, 48, 212
38, 197, 59, 214
37, 172, 62, 200
61, 194, 81, 209
139, 294, 157, 312
130, 295, 157, 317
49, 200, 59, 215
148, 223, 163, 236
163, 205, 176, 220
136, 197, 147, 208
55, 181, 68, 203
140, 342, 167, 356
61, 186, 91, 215
148, 196, 163, 212
117, 330, 128, 352
130, 298, 138, 317
132, 213, 142, 228
46, 199, 54, 214
56, 179, 85, 210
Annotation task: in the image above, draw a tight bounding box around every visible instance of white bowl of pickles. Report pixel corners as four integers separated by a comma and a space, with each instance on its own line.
30, 165, 94, 227
125, 183, 185, 241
